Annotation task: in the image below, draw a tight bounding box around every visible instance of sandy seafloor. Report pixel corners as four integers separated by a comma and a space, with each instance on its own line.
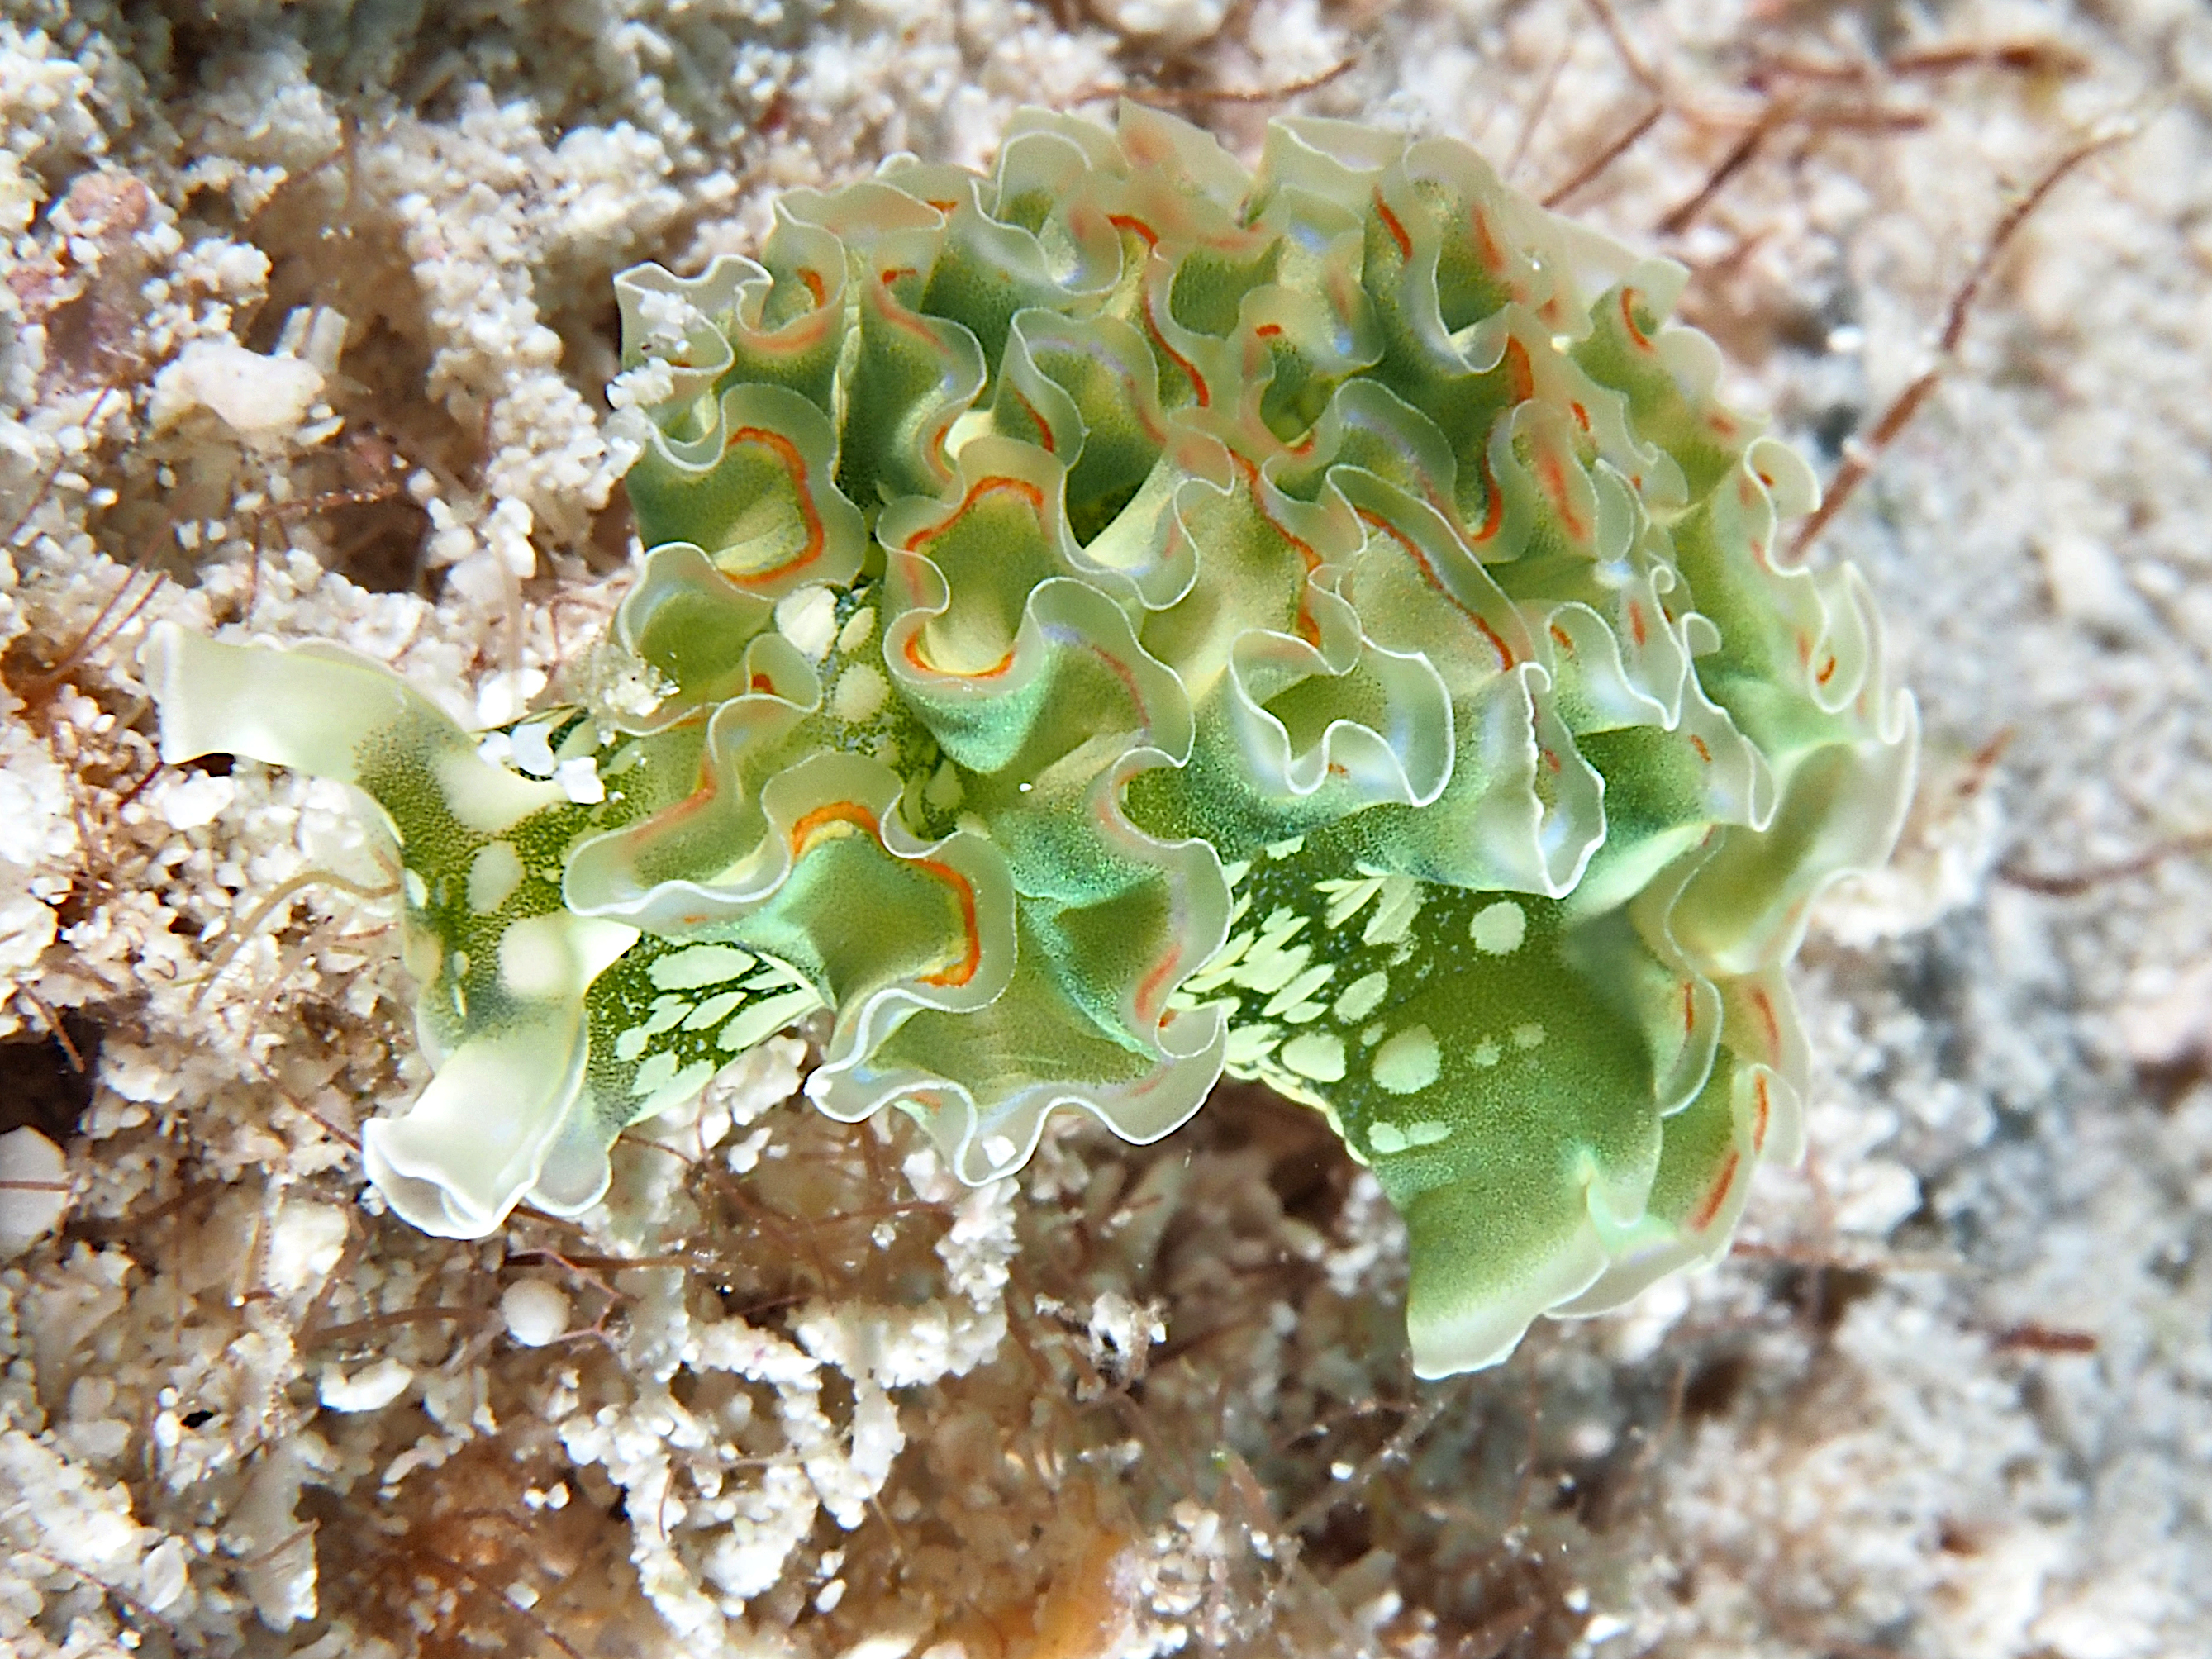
1, 0, 2210, 1654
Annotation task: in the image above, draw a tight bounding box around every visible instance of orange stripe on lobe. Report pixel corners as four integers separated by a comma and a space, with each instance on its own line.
1108, 213, 1159, 249
917, 859, 983, 986
1688, 1150, 1740, 1232
1143, 289, 1209, 408
1620, 288, 1653, 351
715, 426, 827, 588
1537, 447, 1588, 542
903, 632, 1016, 679
1470, 207, 1506, 274
1355, 506, 1515, 669
902, 475, 1047, 552
1749, 987, 1780, 1053
898, 477, 1046, 678
790, 799, 880, 853
1007, 384, 1055, 453
1373, 191, 1412, 260
1469, 449, 1505, 544
1134, 943, 1180, 1024
787, 801, 983, 989
1238, 455, 1325, 644
1505, 338, 1535, 405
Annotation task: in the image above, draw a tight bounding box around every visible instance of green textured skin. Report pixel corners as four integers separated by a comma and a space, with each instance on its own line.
146, 105, 1914, 1376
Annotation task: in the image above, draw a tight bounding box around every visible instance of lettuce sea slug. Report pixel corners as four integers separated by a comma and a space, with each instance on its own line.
147, 105, 1914, 1377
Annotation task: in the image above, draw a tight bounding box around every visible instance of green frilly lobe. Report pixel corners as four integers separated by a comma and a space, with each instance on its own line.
146, 103, 1911, 1376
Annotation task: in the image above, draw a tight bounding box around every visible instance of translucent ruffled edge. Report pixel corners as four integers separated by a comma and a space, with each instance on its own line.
143, 622, 640, 1238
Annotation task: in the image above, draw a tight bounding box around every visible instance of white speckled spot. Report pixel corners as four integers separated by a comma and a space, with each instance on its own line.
1319, 874, 1384, 930
1470, 900, 1526, 954
1360, 1022, 1385, 1047
466, 841, 524, 913
1333, 969, 1389, 1023
1225, 1022, 1281, 1068
632, 1049, 681, 1097
1362, 876, 1425, 946
831, 661, 890, 722
683, 990, 746, 1031
1472, 1039, 1501, 1067
437, 745, 564, 834
1402, 1119, 1451, 1147
775, 585, 838, 658
649, 944, 755, 991
497, 915, 573, 999
1263, 961, 1335, 1019
1368, 1121, 1407, 1154
716, 985, 825, 1053
1513, 1021, 1545, 1048
651, 1058, 716, 1107
640, 996, 691, 1037
1239, 939, 1312, 996
1372, 1024, 1440, 1094
837, 606, 878, 653
1280, 1030, 1347, 1082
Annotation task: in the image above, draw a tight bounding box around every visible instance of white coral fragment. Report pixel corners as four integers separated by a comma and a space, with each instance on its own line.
149, 340, 325, 443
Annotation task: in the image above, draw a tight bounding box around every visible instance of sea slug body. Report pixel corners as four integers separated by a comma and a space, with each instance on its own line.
147, 103, 1914, 1376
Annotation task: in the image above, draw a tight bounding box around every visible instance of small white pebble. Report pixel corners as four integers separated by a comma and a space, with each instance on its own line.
500, 1279, 570, 1348
554, 755, 604, 804
318, 1358, 413, 1413
155, 771, 235, 831
0, 1127, 70, 1253
508, 723, 558, 778
140, 1538, 189, 1613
